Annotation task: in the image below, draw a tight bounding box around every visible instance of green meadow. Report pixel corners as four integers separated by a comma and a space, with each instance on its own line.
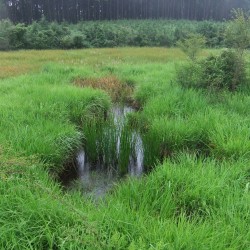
0, 48, 249, 249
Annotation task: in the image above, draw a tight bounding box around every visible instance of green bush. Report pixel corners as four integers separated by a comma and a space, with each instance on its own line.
176, 62, 203, 89
196, 21, 225, 47
8, 23, 27, 49
225, 9, 250, 54
72, 34, 85, 48
0, 20, 11, 50
61, 35, 73, 49
177, 33, 206, 61
199, 50, 246, 90
177, 50, 247, 91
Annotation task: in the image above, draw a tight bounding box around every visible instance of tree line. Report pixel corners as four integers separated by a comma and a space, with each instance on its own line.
0, 19, 226, 50
1, 0, 250, 24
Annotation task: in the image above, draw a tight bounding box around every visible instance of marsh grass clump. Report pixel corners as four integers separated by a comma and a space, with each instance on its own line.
102, 155, 249, 249
117, 125, 133, 175
82, 112, 135, 176
142, 116, 212, 170
0, 69, 111, 175
0, 160, 105, 249
136, 88, 213, 169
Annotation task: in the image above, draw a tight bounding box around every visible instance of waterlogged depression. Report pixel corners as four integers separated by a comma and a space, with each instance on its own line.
74, 105, 144, 198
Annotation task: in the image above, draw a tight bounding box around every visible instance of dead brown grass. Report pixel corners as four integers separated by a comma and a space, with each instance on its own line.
74, 76, 134, 103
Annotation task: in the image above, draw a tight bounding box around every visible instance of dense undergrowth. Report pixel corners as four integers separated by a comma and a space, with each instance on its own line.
0, 19, 225, 50
0, 48, 249, 249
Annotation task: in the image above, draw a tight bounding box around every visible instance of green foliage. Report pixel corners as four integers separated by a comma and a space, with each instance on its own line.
199, 50, 246, 90
177, 9, 250, 92
225, 9, 250, 54
196, 21, 225, 47
60, 35, 73, 49
8, 23, 27, 49
72, 34, 86, 48
25, 21, 64, 49
0, 19, 11, 50
0, 19, 226, 50
176, 62, 203, 88
177, 33, 206, 61
177, 50, 247, 91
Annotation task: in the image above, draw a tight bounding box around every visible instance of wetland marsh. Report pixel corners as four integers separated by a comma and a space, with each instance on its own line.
0, 48, 249, 249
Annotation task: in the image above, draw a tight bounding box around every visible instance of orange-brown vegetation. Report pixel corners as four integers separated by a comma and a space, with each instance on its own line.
74, 76, 134, 104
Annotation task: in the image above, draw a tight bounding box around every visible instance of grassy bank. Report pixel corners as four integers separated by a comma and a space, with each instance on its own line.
0, 48, 249, 249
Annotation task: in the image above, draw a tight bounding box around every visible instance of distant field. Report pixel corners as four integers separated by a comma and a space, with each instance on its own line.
0, 47, 218, 79
0, 48, 184, 78
0, 48, 249, 249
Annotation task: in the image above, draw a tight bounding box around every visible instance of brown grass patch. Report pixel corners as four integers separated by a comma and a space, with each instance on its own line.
0, 65, 34, 79
74, 76, 135, 104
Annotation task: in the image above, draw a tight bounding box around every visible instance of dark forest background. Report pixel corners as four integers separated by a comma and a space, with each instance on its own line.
0, 1, 249, 50
1, 0, 250, 23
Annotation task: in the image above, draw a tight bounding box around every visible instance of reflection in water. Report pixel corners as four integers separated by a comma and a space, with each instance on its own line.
129, 132, 144, 176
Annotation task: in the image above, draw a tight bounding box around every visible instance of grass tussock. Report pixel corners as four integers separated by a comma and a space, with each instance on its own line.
0, 150, 103, 249
0, 68, 111, 173
99, 155, 249, 249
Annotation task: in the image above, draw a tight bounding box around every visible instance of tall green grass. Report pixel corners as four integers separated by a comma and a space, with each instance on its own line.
0, 48, 249, 249
2, 151, 248, 249
97, 155, 249, 249
135, 74, 250, 169
82, 111, 135, 175
0, 65, 110, 172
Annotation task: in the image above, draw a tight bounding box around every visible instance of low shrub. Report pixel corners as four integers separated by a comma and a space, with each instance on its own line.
199, 50, 246, 90
176, 62, 203, 89
61, 35, 73, 49
72, 33, 90, 48
177, 33, 206, 61
177, 50, 247, 91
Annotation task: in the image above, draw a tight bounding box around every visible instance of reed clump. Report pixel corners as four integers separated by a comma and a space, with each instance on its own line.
82, 112, 135, 176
